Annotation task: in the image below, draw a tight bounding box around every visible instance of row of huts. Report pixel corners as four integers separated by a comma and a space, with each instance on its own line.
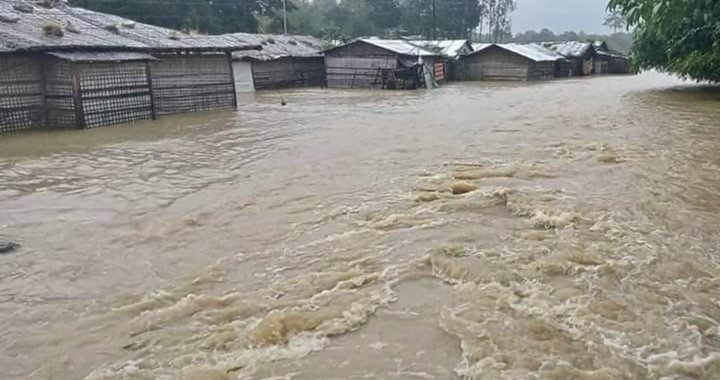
0, 1, 631, 133
226, 38, 630, 92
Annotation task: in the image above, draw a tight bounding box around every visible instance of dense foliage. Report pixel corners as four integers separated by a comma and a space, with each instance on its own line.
69, 0, 289, 34
68, 0, 510, 41
608, 0, 720, 82
275, 0, 487, 40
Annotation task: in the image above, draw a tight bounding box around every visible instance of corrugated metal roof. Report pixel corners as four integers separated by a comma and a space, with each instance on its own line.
0, 1, 257, 53
546, 41, 594, 58
472, 43, 490, 51
359, 38, 439, 57
47, 51, 156, 62
471, 43, 562, 62
225, 33, 323, 61
408, 40, 473, 58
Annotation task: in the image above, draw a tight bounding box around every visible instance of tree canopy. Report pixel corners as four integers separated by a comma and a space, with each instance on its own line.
69, 0, 289, 34
608, 0, 720, 82
67, 0, 502, 41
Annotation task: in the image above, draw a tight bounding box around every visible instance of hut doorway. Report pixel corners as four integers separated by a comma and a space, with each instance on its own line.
233, 61, 254, 92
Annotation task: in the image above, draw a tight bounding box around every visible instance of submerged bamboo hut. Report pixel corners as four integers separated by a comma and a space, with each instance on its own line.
544, 41, 597, 76
324, 39, 441, 90
0, 0, 256, 133
593, 41, 631, 75
461, 44, 561, 81
222, 33, 325, 91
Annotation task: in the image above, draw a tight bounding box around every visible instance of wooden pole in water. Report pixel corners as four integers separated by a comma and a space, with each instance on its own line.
432, 0, 436, 40
282, 0, 288, 35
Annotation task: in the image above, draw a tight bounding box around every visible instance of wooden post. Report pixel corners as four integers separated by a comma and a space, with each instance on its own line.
350, 69, 357, 89
145, 61, 157, 120
38, 54, 49, 128
70, 64, 85, 129
227, 52, 238, 109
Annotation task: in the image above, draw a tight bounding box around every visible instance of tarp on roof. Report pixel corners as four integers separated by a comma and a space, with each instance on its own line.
471, 43, 562, 62
407, 40, 473, 58
546, 41, 593, 58
224, 33, 323, 61
0, 1, 257, 53
47, 51, 156, 62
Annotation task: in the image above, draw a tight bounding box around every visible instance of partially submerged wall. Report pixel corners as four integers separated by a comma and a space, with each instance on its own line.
77, 62, 154, 128
251, 57, 325, 90
325, 41, 399, 88
151, 54, 235, 115
0, 55, 45, 132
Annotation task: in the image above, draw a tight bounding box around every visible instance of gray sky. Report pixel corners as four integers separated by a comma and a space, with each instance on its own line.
512, 0, 611, 34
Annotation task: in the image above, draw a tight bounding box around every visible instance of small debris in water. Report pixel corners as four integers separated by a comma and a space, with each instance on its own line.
280, 97, 287, 106
451, 182, 478, 195
180, 368, 228, 380
0, 240, 19, 254
415, 192, 440, 203
453, 167, 516, 180
597, 154, 622, 164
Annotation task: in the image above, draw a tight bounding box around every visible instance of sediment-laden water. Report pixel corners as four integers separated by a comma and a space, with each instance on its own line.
2, 73, 720, 380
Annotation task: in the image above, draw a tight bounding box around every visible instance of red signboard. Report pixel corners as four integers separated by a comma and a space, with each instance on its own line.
433, 63, 445, 81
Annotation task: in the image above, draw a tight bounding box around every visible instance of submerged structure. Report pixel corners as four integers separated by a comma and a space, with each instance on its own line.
323, 39, 441, 90
544, 41, 597, 76
223, 33, 325, 91
461, 43, 562, 81
593, 41, 631, 75
0, 0, 256, 133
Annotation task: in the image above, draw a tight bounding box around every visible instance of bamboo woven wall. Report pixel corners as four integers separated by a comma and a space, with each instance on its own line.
1, 52, 240, 134
325, 56, 397, 88
0, 55, 45, 132
77, 62, 153, 128
466, 48, 530, 81
151, 54, 235, 115
325, 42, 399, 89
251, 57, 326, 90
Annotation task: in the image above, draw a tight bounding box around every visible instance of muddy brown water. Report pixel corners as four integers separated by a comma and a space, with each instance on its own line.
2, 73, 720, 380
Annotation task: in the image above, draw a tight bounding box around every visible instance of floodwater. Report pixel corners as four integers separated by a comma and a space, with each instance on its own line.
1, 72, 720, 380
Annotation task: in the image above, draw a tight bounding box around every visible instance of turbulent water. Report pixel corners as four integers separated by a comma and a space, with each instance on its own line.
1, 73, 720, 380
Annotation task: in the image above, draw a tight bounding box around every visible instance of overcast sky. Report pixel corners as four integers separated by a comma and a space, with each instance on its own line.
512, 0, 611, 34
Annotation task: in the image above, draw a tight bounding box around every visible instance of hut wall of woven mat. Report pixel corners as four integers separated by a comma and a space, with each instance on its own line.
151, 54, 235, 116
0, 55, 45, 133
77, 62, 154, 128
251, 57, 326, 90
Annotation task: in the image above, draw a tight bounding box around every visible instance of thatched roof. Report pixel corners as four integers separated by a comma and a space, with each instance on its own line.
0, 0, 258, 54
223, 33, 324, 61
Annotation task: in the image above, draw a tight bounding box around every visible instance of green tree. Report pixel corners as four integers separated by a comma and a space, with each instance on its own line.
437, 0, 482, 39
398, 0, 481, 39
69, 0, 289, 34
478, 0, 516, 43
608, 0, 720, 82
603, 10, 626, 33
